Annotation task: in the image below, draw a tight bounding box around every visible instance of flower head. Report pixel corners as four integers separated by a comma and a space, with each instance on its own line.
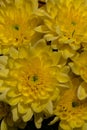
0, 40, 70, 123
0, 0, 39, 47
54, 78, 87, 130
36, 0, 87, 56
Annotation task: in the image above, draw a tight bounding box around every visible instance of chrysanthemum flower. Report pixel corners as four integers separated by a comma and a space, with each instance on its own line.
54, 78, 87, 130
0, 0, 39, 47
0, 40, 70, 127
36, 0, 87, 57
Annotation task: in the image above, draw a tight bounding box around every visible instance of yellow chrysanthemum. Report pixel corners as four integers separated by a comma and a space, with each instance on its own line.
0, 0, 39, 47
0, 40, 70, 124
36, 0, 87, 56
54, 79, 87, 130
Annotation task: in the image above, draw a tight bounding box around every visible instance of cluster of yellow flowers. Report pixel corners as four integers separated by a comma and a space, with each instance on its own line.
0, 0, 87, 130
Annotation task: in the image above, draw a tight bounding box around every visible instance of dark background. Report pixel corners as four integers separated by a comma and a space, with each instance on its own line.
18, 117, 59, 130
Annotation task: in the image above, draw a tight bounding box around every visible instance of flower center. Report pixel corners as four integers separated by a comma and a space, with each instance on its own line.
32, 75, 38, 82
72, 101, 79, 107
54, 87, 87, 121
71, 21, 76, 26
13, 25, 20, 31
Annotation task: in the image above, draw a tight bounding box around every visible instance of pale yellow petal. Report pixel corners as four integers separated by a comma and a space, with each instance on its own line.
9, 47, 18, 59
0, 64, 9, 77
31, 103, 46, 113
34, 113, 43, 129
82, 123, 87, 130
0, 56, 8, 65
44, 34, 58, 41
0, 80, 3, 87
22, 108, 33, 122
77, 83, 87, 100
48, 117, 59, 125
18, 103, 28, 114
7, 90, 19, 98
8, 96, 21, 106
44, 101, 53, 115
35, 25, 49, 33
1, 119, 8, 130
60, 121, 71, 130
57, 72, 69, 83
12, 107, 19, 121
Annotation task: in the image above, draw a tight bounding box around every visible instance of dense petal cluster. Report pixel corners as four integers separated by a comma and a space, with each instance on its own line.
0, 0, 39, 47
0, 0, 87, 130
54, 78, 87, 130
0, 40, 70, 129
36, 0, 87, 58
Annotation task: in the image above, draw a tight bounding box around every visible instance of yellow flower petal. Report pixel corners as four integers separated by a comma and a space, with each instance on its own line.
9, 97, 21, 106
34, 113, 43, 129
44, 101, 53, 115
9, 47, 18, 59
60, 121, 71, 130
31, 102, 46, 113
0, 67, 9, 77
48, 117, 59, 125
22, 108, 33, 122
77, 82, 87, 100
12, 107, 19, 121
1, 119, 8, 130
82, 123, 87, 130
18, 103, 28, 114
35, 25, 49, 33
0, 56, 8, 65
7, 89, 20, 98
